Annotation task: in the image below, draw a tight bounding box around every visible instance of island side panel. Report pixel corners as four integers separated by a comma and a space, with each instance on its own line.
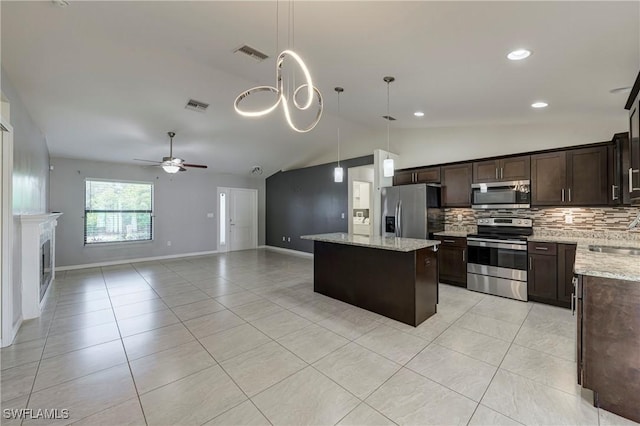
414, 247, 438, 325
314, 241, 420, 326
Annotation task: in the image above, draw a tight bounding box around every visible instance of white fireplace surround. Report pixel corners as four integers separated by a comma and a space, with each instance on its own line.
19, 212, 62, 319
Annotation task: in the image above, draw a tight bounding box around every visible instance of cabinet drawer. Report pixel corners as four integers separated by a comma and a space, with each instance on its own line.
436, 236, 467, 247
527, 241, 557, 255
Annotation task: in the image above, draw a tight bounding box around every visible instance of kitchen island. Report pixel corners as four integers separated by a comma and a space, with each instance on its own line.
301, 233, 440, 327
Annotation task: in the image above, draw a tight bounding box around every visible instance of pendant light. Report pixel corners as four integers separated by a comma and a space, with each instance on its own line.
383, 76, 395, 178
334, 87, 344, 183
234, 0, 323, 133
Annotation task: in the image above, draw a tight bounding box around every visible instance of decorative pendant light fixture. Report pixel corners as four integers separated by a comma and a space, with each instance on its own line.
383, 76, 395, 178
234, 0, 323, 133
334, 87, 344, 183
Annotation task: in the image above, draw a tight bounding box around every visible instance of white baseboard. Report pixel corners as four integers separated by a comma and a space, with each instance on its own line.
262, 245, 314, 258
56, 250, 219, 271
1, 315, 22, 348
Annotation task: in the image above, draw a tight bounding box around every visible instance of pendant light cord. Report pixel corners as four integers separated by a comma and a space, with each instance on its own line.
386, 81, 390, 152
337, 90, 341, 167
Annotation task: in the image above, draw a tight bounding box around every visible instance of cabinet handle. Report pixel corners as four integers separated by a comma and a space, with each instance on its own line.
443, 239, 455, 243
561, 188, 565, 202
571, 292, 575, 316
631, 168, 640, 191
462, 249, 465, 262
500, 167, 504, 179
495, 168, 499, 180
529, 256, 533, 270
568, 188, 572, 202
612, 185, 618, 201
534, 246, 548, 251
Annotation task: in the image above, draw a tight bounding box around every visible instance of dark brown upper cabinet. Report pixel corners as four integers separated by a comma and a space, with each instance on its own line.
393, 167, 440, 186
531, 151, 567, 205
567, 146, 608, 205
472, 156, 530, 183
608, 132, 630, 205
626, 72, 640, 204
531, 147, 609, 206
442, 163, 472, 207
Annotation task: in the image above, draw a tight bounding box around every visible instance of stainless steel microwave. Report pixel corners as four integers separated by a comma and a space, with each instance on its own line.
471, 180, 530, 209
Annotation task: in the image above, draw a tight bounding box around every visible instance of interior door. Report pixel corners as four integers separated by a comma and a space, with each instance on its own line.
228, 189, 257, 252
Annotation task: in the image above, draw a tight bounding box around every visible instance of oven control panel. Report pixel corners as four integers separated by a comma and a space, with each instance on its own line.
477, 218, 532, 227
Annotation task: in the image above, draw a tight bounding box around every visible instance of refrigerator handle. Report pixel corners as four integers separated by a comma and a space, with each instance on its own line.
397, 201, 402, 237
394, 201, 399, 237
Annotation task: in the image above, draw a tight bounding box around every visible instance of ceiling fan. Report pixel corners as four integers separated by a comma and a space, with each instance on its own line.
134, 132, 208, 173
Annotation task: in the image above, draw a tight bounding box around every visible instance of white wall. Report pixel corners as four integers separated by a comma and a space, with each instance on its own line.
50, 157, 265, 267
1, 68, 50, 336
301, 117, 626, 170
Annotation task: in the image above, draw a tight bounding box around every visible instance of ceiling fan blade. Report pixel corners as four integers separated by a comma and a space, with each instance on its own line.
134, 158, 162, 164
179, 167, 187, 172
183, 163, 208, 169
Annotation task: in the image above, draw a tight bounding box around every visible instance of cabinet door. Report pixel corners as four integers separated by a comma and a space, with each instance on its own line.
393, 171, 414, 186
415, 167, 441, 184
557, 244, 577, 306
442, 164, 472, 207
500, 155, 531, 181
437, 245, 467, 287
528, 253, 557, 300
630, 101, 640, 202
567, 146, 608, 205
473, 160, 500, 183
531, 152, 567, 206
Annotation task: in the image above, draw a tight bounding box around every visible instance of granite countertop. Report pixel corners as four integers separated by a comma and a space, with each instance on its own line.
301, 233, 440, 253
528, 235, 640, 282
433, 231, 468, 238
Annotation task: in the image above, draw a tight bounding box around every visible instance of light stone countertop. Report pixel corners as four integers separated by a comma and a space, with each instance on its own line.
301, 233, 440, 253
433, 231, 469, 238
528, 235, 640, 282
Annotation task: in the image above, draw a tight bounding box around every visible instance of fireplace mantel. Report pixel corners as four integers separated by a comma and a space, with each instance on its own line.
19, 212, 62, 319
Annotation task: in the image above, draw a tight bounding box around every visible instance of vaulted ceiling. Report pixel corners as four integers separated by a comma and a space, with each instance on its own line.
2, 1, 638, 176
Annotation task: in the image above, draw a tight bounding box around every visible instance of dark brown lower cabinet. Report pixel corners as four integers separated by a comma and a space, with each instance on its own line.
527, 242, 575, 308
557, 244, 577, 305
435, 237, 467, 287
577, 274, 640, 423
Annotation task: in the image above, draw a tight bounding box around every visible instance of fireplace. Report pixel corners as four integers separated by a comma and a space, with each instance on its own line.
40, 239, 52, 301
19, 213, 62, 319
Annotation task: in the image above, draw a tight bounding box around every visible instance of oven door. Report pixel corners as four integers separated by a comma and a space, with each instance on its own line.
467, 238, 528, 281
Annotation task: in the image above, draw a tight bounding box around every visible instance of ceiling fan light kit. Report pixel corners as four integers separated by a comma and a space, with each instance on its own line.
134, 132, 208, 173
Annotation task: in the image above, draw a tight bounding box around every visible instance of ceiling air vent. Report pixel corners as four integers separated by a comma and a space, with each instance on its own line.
185, 99, 209, 112
382, 115, 397, 121
234, 45, 269, 62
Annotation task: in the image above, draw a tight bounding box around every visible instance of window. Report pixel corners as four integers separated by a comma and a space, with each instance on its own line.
85, 179, 153, 244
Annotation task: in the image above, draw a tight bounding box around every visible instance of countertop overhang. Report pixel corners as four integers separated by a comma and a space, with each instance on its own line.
301, 233, 440, 252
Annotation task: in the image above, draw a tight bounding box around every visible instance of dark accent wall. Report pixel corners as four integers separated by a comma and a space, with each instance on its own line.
266, 155, 374, 253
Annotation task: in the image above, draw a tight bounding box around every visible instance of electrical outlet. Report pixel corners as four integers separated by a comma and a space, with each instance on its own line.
565, 214, 573, 224
167, 241, 172, 246
341, 213, 345, 219
287, 237, 291, 242
282, 236, 285, 241
457, 214, 463, 222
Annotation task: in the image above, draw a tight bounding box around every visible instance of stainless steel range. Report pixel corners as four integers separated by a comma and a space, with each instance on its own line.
466, 217, 532, 301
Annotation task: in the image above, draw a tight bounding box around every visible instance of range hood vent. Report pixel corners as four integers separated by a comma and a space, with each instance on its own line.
185, 99, 209, 112
234, 45, 269, 62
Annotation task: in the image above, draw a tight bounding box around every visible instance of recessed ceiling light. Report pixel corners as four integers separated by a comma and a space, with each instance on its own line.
531, 101, 548, 108
507, 49, 532, 61
414, 111, 425, 117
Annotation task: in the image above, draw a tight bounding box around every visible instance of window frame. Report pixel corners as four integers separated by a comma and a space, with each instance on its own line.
83, 178, 155, 246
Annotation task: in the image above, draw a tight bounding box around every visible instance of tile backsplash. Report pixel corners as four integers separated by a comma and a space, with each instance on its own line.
444, 207, 640, 240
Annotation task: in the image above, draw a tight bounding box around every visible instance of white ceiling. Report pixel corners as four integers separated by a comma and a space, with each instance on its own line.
2, 1, 639, 176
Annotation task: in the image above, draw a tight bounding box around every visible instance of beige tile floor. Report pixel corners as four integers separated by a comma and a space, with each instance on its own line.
1, 249, 637, 426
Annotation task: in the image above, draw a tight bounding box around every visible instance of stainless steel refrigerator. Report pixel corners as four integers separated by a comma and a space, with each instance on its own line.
381, 183, 444, 239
